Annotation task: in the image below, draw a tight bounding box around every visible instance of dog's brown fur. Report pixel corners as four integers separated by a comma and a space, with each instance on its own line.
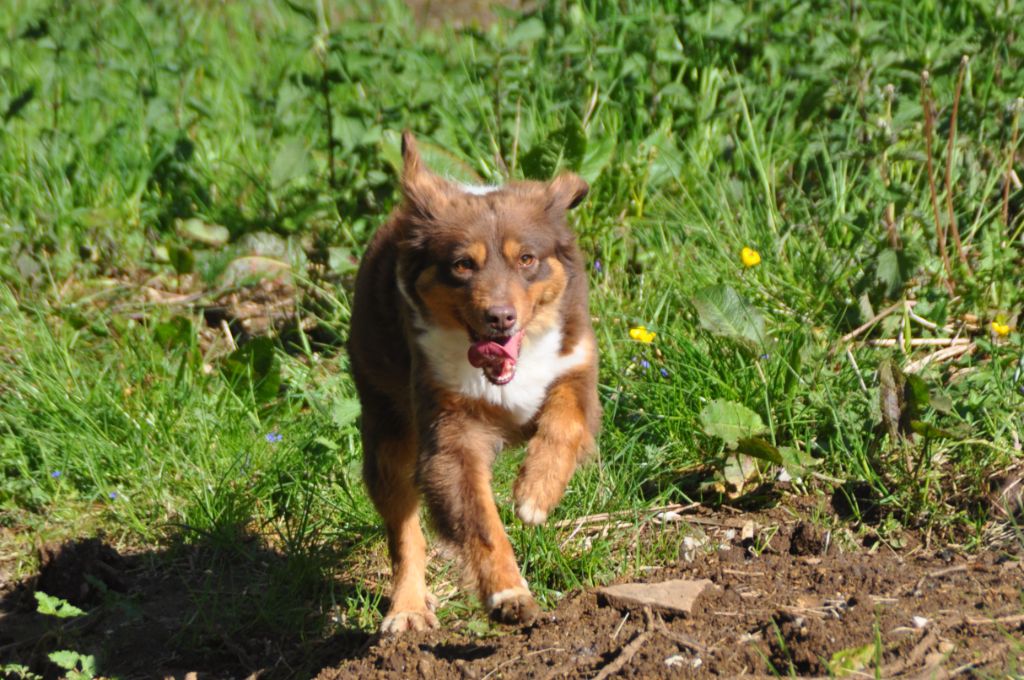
348, 132, 600, 633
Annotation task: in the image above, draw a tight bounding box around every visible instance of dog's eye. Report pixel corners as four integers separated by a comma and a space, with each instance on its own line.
452, 258, 475, 274
519, 254, 537, 267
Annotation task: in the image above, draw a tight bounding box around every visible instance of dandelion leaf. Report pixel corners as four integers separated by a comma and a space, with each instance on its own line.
692, 284, 767, 350
699, 399, 766, 448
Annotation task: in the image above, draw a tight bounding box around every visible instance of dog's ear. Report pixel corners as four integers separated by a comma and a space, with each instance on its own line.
401, 130, 423, 178
401, 131, 451, 218
546, 172, 589, 213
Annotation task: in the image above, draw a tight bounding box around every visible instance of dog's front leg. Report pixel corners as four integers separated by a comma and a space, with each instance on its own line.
418, 413, 540, 625
514, 369, 600, 525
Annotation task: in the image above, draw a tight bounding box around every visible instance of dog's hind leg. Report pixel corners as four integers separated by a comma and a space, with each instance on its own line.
418, 419, 540, 626
363, 422, 437, 634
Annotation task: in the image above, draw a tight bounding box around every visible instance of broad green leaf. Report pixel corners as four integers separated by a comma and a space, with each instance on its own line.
35, 591, 85, 618
692, 285, 767, 349
735, 437, 783, 464
640, 120, 682, 189
779, 445, 821, 478
560, 113, 587, 171
874, 248, 904, 298
176, 218, 229, 247
168, 246, 194, 276
332, 398, 361, 428
699, 399, 766, 448
152, 316, 193, 349
578, 132, 615, 183
219, 256, 291, 288
909, 420, 964, 440
47, 650, 96, 679
507, 17, 546, 47
904, 373, 930, 420
221, 338, 281, 405
271, 136, 312, 188
48, 651, 83, 671
929, 392, 953, 415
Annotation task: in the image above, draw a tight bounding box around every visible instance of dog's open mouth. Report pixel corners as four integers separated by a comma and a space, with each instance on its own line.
467, 330, 525, 386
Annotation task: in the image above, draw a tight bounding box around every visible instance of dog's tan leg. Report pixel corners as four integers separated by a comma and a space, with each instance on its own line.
514, 371, 599, 526
364, 433, 438, 634
419, 421, 540, 625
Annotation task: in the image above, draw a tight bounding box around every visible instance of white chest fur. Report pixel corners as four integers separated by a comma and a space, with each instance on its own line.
415, 325, 590, 425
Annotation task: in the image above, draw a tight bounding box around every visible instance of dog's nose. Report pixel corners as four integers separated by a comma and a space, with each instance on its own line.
485, 305, 517, 332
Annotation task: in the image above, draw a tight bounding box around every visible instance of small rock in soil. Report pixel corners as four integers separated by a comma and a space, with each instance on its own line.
597, 578, 713, 616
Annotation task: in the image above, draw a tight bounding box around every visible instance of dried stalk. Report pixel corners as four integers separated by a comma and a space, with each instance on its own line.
1003, 99, 1022, 228
838, 300, 914, 344
921, 71, 955, 291
867, 337, 971, 347
881, 84, 902, 249
945, 56, 969, 269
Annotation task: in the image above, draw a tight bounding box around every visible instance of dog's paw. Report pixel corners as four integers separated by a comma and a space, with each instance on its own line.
487, 587, 540, 626
380, 608, 440, 635
515, 498, 549, 526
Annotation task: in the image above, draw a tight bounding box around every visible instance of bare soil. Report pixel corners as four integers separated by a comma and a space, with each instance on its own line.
2, 503, 1021, 679
314, 517, 1023, 679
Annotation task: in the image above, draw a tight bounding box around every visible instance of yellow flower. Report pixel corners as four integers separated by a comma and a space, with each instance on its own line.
629, 326, 656, 343
991, 320, 1011, 336
740, 247, 761, 268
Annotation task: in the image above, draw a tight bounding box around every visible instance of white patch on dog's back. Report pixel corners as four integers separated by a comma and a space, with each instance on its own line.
416, 325, 590, 424
458, 183, 499, 196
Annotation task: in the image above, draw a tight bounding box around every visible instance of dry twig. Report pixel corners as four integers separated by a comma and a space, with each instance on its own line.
592, 608, 655, 680
904, 342, 975, 373
839, 300, 911, 344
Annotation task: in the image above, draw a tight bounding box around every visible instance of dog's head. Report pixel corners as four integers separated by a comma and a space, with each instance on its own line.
397, 132, 589, 386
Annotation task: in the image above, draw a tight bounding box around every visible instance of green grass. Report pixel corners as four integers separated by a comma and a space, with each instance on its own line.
1, 0, 1023, 656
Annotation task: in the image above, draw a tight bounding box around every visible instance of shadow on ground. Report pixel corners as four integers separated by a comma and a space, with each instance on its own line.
0, 533, 372, 679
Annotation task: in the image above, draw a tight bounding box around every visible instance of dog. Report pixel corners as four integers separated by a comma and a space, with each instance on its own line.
348, 132, 600, 633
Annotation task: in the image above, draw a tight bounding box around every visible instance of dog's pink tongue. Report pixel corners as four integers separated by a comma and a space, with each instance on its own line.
468, 331, 524, 383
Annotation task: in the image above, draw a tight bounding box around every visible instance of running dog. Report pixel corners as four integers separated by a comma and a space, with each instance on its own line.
348, 132, 600, 633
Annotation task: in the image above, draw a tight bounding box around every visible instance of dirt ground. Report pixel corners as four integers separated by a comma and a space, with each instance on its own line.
2, 501, 1022, 679
313, 515, 1024, 679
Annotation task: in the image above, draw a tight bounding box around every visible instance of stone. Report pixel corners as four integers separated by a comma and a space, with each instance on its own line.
597, 579, 714, 616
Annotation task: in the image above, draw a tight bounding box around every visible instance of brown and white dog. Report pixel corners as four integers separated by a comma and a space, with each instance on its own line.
348, 132, 600, 633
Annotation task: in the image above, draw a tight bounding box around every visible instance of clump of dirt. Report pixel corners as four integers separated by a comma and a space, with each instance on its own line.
788, 520, 829, 556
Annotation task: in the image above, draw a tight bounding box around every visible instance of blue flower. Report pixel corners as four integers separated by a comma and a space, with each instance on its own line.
640, 359, 650, 370
265, 432, 282, 443
594, 259, 603, 274
660, 368, 669, 378
108, 491, 118, 500
50, 470, 62, 478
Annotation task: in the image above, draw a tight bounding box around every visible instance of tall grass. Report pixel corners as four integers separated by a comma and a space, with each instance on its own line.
1, 0, 1022, 633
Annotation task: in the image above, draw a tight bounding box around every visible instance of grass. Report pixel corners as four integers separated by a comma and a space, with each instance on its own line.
1, 0, 1023, 668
